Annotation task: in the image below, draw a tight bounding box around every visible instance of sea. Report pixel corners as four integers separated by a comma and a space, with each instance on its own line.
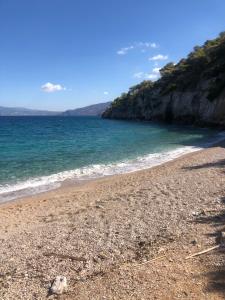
0, 116, 223, 203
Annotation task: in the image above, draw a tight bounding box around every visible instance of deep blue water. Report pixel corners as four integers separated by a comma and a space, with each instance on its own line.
0, 116, 221, 201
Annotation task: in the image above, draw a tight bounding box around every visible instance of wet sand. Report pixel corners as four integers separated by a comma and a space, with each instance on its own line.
1, 144, 225, 299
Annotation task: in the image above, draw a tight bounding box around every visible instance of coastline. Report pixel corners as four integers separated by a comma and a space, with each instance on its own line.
1, 143, 225, 299
1, 134, 225, 207
1, 129, 225, 204
0, 146, 201, 204
0, 145, 206, 207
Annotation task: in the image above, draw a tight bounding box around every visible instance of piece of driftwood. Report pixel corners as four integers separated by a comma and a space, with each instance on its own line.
185, 245, 220, 260
50, 276, 67, 295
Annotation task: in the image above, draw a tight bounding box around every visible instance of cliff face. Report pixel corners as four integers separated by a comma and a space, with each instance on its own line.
102, 33, 225, 127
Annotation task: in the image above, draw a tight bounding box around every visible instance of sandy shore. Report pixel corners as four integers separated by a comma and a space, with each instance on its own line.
1, 144, 225, 299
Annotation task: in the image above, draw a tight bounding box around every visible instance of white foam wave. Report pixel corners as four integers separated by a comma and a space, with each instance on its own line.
1, 131, 225, 203
0, 146, 200, 203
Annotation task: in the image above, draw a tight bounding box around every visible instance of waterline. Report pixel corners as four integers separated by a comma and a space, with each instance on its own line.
0, 144, 206, 203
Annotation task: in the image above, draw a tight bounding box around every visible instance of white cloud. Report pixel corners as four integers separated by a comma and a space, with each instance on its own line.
133, 72, 144, 79
150, 42, 157, 48
133, 70, 160, 81
152, 67, 160, 74
103, 91, 109, 95
149, 54, 168, 61
117, 41, 158, 55
147, 67, 162, 79
117, 46, 134, 55
145, 73, 159, 80
136, 42, 157, 48
41, 82, 66, 93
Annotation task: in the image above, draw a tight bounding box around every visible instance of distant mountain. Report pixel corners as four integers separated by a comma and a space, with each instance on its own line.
0, 106, 60, 116
0, 102, 111, 117
61, 102, 111, 116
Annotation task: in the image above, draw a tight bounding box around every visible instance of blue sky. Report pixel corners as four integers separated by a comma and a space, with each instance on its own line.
0, 0, 225, 111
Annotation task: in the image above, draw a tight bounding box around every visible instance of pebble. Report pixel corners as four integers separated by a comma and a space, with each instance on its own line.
49, 276, 67, 295
191, 239, 197, 245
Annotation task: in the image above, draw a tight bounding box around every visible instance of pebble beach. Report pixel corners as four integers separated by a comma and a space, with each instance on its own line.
1, 143, 225, 299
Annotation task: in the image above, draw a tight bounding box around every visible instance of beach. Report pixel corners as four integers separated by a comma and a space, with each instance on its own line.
1, 143, 225, 299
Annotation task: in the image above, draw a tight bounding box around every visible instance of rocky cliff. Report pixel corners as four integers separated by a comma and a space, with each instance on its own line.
102, 32, 225, 127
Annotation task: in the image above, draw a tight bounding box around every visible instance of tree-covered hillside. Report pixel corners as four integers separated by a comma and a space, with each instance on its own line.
103, 32, 225, 126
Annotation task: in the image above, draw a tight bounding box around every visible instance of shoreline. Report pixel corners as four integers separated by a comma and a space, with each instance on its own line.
0, 145, 216, 205
0, 145, 205, 207
1, 126, 224, 204
1, 130, 225, 205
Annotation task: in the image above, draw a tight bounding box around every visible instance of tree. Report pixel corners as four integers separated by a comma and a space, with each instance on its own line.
160, 63, 175, 77
219, 31, 225, 38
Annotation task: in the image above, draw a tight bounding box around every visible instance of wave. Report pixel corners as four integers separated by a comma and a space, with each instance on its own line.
1, 131, 225, 203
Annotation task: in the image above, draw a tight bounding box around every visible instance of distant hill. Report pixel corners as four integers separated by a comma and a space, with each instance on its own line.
0, 106, 59, 116
0, 102, 111, 117
61, 102, 111, 116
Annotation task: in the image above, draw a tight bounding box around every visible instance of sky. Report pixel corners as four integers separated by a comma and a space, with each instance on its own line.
0, 0, 225, 111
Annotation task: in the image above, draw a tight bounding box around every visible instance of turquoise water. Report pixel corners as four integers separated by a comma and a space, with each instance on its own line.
0, 116, 221, 202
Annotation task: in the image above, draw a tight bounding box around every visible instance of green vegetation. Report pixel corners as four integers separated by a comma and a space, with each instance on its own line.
102, 32, 225, 122
159, 63, 176, 77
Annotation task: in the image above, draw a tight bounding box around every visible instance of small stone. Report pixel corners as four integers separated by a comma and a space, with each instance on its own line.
192, 211, 198, 216
98, 252, 107, 260
49, 276, 67, 295
200, 209, 206, 216
95, 205, 104, 209
191, 239, 197, 245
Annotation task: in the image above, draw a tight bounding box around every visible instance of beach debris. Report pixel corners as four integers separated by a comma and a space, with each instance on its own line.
49, 275, 67, 295
185, 245, 220, 259
192, 210, 206, 217
186, 231, 225, 259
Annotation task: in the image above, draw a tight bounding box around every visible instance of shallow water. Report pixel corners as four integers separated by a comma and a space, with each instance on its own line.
0, 116, 222, 202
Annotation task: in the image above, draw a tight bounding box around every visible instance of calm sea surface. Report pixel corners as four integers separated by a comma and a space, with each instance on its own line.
0, 116, 221, 202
